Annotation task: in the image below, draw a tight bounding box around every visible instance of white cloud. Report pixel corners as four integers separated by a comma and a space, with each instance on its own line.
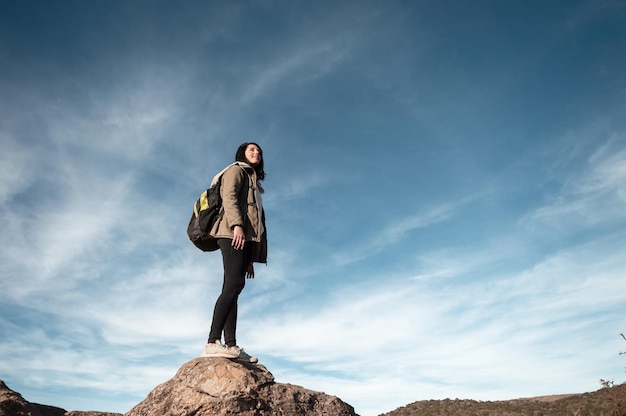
241, 229, 626, 415
84, 253, 221, 347
585, 136, 626, 197
330, 199, 463, 266
241, 41, 350, 104
0, 169, 135, 299
528, 137, 626, 227
1, 3, 625, 416
0, 135, 37, 204
47, 77, 182, 162
0, 59, 195, 295
264, 169, 332, 207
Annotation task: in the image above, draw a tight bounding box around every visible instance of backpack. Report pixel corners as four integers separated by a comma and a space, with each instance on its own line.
187, 178, 223, 252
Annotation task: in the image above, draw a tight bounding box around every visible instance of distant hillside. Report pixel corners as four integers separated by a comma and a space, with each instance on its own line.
381, 383, 626, 416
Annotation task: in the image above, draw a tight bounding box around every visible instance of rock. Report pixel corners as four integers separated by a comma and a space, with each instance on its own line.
0, 379, 65, 416
0, 380, 121, 416
125, 358, 359, 416
65, 412, 122, 416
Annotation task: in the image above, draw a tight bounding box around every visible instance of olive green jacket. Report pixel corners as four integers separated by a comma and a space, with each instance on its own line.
209, 162, 267, 263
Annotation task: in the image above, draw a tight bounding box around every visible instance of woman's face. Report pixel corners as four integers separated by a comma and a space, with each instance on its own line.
244, 144, 262, 166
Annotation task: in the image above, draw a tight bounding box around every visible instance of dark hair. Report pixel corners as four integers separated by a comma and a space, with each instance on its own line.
235, 142, 265, 180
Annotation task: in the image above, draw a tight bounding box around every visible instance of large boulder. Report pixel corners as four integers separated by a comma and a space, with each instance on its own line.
125, 358, 358, 416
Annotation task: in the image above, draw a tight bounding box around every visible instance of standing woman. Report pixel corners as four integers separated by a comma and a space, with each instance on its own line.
201, 142, 267, 361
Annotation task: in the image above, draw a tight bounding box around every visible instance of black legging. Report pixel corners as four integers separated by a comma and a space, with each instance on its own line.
208, 238, 249, 347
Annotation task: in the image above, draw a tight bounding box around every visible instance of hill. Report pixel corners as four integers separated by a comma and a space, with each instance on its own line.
381, 383, 626, 416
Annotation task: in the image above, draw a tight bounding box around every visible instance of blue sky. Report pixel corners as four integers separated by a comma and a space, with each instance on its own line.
1, 1, 625, 415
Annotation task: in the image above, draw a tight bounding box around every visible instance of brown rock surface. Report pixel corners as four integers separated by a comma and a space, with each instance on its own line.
1, 380, 65, 416
0, 380, 121, 416
65, 412, 122, 416
125, 357, 358, 416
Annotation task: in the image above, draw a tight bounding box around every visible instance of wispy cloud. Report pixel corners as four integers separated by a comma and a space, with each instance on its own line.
0, 65, 193, 300
47, 73, 185, 162
1, 3, 625, 416
331, 199, 464, 266
528, 137, 626, 228
241, 40, 352, 105
0, 135, 37, 204
265, 169, 332, 207
246, 230, 626, 415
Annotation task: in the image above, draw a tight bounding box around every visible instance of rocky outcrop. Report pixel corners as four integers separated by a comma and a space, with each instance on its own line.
125, 357, 358, 416
0, 380, 65, 416
0, 380, 121, 416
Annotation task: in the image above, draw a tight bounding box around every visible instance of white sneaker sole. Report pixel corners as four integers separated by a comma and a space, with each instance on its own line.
201, 352, 240, 359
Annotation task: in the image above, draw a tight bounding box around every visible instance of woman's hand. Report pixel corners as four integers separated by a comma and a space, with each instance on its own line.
246, 263, 255, 279
232, 225, 245, 250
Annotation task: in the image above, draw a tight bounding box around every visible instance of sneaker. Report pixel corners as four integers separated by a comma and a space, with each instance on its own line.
201, 340, 240, 359
234, 346, 258, 363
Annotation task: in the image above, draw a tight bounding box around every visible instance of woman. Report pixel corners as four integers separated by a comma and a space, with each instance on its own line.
201, 142, 267, 361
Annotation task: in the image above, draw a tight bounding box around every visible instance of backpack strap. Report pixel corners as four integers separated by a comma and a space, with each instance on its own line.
210, 162, 252, 187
